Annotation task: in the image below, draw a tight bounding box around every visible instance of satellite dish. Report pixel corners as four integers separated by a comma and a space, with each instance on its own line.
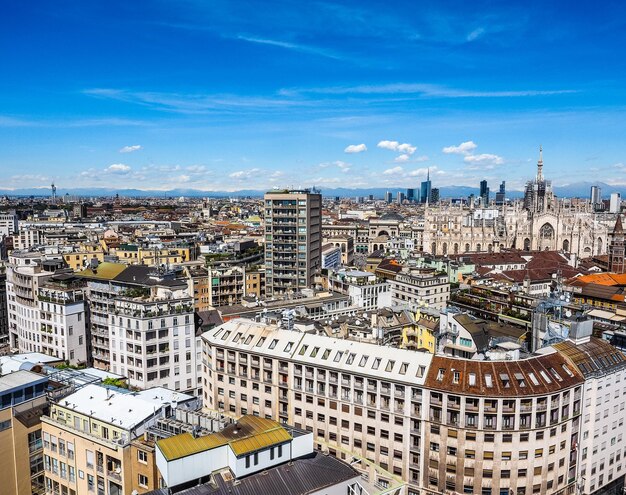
565, 310, 572, 318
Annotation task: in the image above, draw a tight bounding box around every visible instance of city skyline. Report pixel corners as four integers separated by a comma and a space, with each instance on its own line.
2, 1, 626, 192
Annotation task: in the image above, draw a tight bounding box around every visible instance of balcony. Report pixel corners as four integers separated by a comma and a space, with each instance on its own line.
107, 469, 122, 482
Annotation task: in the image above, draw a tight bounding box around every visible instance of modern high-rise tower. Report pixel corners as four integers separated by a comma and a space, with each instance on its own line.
495, 181, 506, 205
590, 185, 602, 210
420, 168, 432, 205
480, 179, 490, 205
264, 189, 321, 296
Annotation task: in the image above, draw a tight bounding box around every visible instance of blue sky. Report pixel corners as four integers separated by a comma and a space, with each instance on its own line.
1, 0, 626, 192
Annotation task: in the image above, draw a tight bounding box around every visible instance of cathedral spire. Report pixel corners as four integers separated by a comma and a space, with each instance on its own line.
537, 145, 544, 182
613, 213, 623, 236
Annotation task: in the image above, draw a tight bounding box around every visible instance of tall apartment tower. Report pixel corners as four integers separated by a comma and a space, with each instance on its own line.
264, 189, 321, 297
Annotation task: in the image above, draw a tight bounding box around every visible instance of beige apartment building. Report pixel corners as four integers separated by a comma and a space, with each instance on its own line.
201, 318, 626, 495
42, 383, 195, 495
0, 370, 49, 495
264, 189, 321, 296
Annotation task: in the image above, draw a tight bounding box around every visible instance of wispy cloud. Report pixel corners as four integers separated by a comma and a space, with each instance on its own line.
84, 88, 309, 115
236, 35, 342, 60
464, 153, 504, 169
283, 83, 577, 98
467, 27, 485, 42
383, 166, 404, 175
229, 168, 261, 179
119, 145, 142, 153
106, 163, 131, 174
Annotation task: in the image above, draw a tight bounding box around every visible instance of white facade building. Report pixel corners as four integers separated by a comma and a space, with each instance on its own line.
109, 291, 201, 394
610, 192, 622, 214
0, 210, 18, 238
389, 268, 450, 310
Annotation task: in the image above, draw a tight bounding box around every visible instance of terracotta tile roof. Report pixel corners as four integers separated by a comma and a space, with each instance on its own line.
425, 351, 584, 396
554, 337, 626, 377
570, 273, 626, 286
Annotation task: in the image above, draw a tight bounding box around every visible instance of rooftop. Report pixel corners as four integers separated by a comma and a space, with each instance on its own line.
146, 451, 359, 495
55, 384, 194, 430
554, 337, 626, 377
158, 415, 292, 461
0, 370, 47, 393
0, 353, 64, 375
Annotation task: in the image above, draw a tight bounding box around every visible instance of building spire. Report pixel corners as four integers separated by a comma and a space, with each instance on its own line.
427, 167, 430, 182
537, 145, 544, 182
613, 213, 623, 236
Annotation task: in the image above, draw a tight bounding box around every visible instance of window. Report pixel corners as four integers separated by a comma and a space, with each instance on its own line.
138, 474, 148, 488
137, 451, 148, 463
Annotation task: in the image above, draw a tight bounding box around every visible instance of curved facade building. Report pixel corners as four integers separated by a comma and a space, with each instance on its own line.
201, 319, 626, 495
423, 354, 583, 495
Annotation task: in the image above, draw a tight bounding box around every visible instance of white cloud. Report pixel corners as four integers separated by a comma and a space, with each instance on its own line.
395, 154, 410, 163
169, 174, 191, 183
442, 141, 477, 155
378, 140, 400, 151
344, 143, 367, 153
106, 163, 131, 174
396, 143, 416, 154
318, 161, 352, 173
229, 168, 261, 179
377, 140, 417, 155
119, 144, 142, 153
383, 166, 404, 175
614, 163, 625, 169
464, 153, 504, 169
409, 166, 439, 177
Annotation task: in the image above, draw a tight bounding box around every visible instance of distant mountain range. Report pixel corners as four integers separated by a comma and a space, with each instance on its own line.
0, 182, 619, 200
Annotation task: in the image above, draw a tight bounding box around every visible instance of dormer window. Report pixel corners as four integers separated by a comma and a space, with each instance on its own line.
437, 368, 445, 381
468, 373, 476, 386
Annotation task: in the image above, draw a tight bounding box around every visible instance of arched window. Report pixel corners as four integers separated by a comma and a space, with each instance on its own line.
454, 243, 459, 255
562, 239, 570, 252
539, 223, 555, 240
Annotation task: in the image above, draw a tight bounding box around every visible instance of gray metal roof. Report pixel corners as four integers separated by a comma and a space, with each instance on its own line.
146, 452, 359, 495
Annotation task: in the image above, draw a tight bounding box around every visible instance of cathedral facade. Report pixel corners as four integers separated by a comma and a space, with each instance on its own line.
422, 149, 615, 257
